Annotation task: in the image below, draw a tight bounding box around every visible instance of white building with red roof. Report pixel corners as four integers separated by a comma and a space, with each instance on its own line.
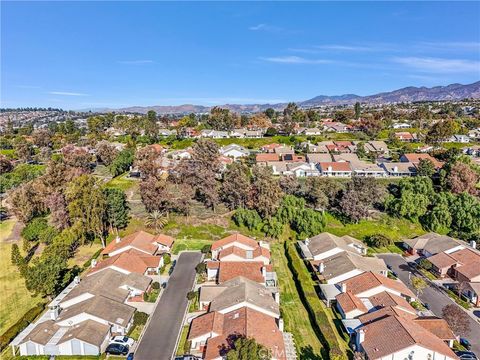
101, 230, 174, 257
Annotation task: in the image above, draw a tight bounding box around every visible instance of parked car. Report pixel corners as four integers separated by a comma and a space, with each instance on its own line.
161, 282, 168, 289
174, 355, 201, 360
424, 303, 430, 310
455, 351, 477, 360
127, 353, 135, 360
105, 343, 129, 356
460, 338, 472, 350
110, 335, 135, 347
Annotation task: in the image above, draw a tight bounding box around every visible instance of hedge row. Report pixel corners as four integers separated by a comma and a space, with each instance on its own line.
285, 242, 346, 360
0, 303, 46, 351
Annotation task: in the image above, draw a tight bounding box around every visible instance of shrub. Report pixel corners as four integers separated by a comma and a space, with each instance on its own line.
143, 292, 149, 302
21, 217, 48, 242
201, 244, 212, 254
419, 258, 433, 271
262, 217, 284, 238
366, 234, 393, 248
133, 311, 148, 326
151, 282, 160, 290
291, 208, 325, 239
195, 262, 206, 274
186, 291, 197, 300
0, 303, 45, 350
82, 248, 103, 269
232, 208, 263, 230
163, 253, 171, 265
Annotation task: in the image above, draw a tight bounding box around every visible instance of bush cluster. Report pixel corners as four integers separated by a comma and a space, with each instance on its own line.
0, 303, 45, 350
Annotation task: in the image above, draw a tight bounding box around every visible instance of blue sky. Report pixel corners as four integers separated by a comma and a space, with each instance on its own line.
2, 1, 479, 109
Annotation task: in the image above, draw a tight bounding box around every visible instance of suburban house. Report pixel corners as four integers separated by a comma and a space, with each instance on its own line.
101, 230, 175, 257
395, 131, 417, 142
302, 127, 323, 135
14, 268, 152, 356
380, 162, 416, 176
318, 162, 352, 177
299, 232, 367, 261
261, 143, 283, 153
334, 271, 416, 319
403, 233, 464, 257
392, 122, 411, 129
311, 251, 388, 285
88, 248, 162, 276
353, 311, 458, 360
198, 276, 280, 317
364, 140, 389, 155
400, 153, 443, 169
216, 245, 270, 265
210, 233, 269, 260
219, 144, 250, 160
188, 307, 286, 360
426, 245, 480, 307
349, 161, 387, 177
306, 153, 333, 163
256, 153, 280, 164
207, 261, 277, 288
449, 134, 470, 143
200, 129, 230, 138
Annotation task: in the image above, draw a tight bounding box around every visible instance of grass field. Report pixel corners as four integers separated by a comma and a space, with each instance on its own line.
175, 325, 190, 356
105, 173, 138, 192
324, 212, 426, 243
67, 242, 103, 267
270, 240, 324, 359
0, 219, 42, 334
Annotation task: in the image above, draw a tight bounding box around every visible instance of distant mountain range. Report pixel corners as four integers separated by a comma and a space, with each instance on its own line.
101, 81, 480, 114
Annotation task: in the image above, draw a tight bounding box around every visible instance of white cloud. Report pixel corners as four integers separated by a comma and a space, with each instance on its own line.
260, 56, 333, 64
416, 41, 480, 52
248, 23, 283, 32
117, 60, 155, 64
393, 56, 480, 73
313, 44, 374, 52
48, 91, 89, 96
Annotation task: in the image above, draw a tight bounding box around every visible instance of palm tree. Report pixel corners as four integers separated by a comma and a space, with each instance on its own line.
145, 211, 169, 233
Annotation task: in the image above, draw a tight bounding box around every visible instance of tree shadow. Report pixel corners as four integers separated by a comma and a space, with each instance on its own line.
299, 345, 323, 360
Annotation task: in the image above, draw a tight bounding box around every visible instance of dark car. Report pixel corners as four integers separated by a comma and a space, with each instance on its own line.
460, 338, 472, 350
424, 303, 430, 310
455, 351, 477, 360
127, 353, 134, 360
105, 343, 129, 356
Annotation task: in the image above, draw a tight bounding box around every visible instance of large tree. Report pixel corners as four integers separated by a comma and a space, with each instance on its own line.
249, 165, 283, 218
416, 159, 436, 177
446, 162, 479, 196
338, 177, 384, 222
104, 187, 129, 234
96, 140, 119, 166
134, 145, 162, 178
8, 181, 45, 223
177, 139, 221, 210
62, 144, 92, 170
65, 175, 107, 246
221, 162, 251, 210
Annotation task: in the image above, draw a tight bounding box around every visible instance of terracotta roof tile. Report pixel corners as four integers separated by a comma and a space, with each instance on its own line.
211, 234, 258, 251
218, 261, 265, 284
318, 162, 352, 172
102, 230, 173, 256
336, 291, 368, 314
342, 271, 415, 299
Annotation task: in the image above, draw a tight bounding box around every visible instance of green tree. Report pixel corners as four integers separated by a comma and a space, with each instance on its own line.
110, 149, 134, 177
385, 177, 434, 220
249, 165, 283, 218
104, 187, 130, 234
291, 208, 326, 239
25, 254, 68, 298
354, 102, 361, 119
21, 217, 48, 242
221, 162, 251, 210
416, 159, 436, 177
448, 192, 480, 237
65, 175, 107, 246
339, 177, 384, 222
226, 337, 271, 360
411, 276, 427, 297
11, 243, 23, 266
145, 210, 169, 233
232, 209, 263, 231
366, 234, 393, 248
422, 192, 452, 232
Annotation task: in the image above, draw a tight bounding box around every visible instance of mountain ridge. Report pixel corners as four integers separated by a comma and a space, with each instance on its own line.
97, 81, 480, 114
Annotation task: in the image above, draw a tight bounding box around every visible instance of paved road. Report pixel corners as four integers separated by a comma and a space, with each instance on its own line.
135, 251, 202, 360
378, 254, 480, 355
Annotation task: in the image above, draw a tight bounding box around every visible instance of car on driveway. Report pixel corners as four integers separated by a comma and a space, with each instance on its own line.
174, 355, 201, 360
461, 338, 473, 350
105, 343, 129, 356
110, 335, 135, 347
455, 351, 477, 360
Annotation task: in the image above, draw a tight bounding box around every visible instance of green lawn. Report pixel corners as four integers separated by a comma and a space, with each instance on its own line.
0, 220, 42, 334
270, 240, 324, 359
175, 325, 190, 356
105, 173, 138, 192
324, 212, 426, 242
68, 242, 103, 268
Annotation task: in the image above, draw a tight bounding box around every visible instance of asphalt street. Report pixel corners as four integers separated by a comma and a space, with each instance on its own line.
135, 251, 203, 360
378, 253, 480, 356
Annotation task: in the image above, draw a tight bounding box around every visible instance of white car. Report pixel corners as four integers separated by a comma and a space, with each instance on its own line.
110, 335, 135, 347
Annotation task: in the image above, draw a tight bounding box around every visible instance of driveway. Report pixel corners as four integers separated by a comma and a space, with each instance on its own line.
135, 251, 203, 360
378, 254, 480, 355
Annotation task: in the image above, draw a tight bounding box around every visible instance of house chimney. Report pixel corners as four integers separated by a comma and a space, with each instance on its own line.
278, 318, 284, 332
74, 276, 80, 284
327, 166, 332, 172
341, 283, 347, 293
91, 259, 97, 268
357, 328, 365, 346
393, 166, 398, 173
274, 291, 280, 304
115, 236, 121, 244
305, 238, 310, 246
262, 266, 267, 278
50, 305, 60, 320
319, 262, 325, 273
470, 240, 477, 249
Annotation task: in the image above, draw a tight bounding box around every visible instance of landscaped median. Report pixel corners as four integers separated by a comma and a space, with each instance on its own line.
284, 240, 349, 360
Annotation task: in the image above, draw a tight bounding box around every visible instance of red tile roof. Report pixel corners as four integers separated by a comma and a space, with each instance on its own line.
402, 153, 443, 168
101, 231, 174, 256
218, 245, 270, 261
318, 162, 352, 172
336, 291, 368, 314
256, 153, 280, 162
189, 307, 286, 360
341, 272, 415, 299
414, 318, 456, 341
89, 249, 161, 276
211, 234, 258, 251
218, 261, 265, 283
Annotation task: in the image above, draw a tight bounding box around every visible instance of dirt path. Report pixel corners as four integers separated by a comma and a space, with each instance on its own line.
4, 218, 24, 243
